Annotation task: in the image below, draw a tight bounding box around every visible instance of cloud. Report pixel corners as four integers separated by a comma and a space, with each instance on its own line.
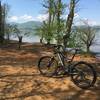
36, 14, 48, 22
8, 14, 34, 23
61, 13, 79, 20
74, 14, 98, 26
83, 18, 97, 26
74, 13, 79, 18
19, 14, 34, 21
8, 14, 99, 26
9, 16, 18, 22
8, 14, 48, 23
75, 18, 98, 26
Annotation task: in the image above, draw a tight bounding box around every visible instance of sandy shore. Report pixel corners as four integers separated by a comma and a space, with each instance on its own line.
0, 42, 100, 100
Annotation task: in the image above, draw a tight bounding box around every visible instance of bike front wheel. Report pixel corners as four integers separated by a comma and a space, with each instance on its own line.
71, 61, 97, 89
38, 56, 57, 77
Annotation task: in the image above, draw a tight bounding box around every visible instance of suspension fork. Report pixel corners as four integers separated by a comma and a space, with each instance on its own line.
57, 52, 65, 67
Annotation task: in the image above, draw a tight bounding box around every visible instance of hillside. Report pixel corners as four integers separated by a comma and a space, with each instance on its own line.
18, 21, 42, 29
11, 21, 100, 33
10, 21, 42, 35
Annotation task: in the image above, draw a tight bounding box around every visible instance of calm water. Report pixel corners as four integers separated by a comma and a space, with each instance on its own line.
90, 31, 100, 54
11, 32, 100, 54
10, 35, 40, 43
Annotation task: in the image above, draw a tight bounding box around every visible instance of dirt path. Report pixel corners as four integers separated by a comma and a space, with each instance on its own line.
0, 42, 100, 100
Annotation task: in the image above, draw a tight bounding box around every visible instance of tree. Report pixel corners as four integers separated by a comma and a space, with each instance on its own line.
0, 0, 4, 44
35, 0, 79, 46
35, 25, 44, 43
55, 0, 62, 44
5, 23, 13, 41
63, 0, 79, 47
3, 3, 10, 41
12, 25, 29, 49
54, 0, 66, 44
0, 1, 2, 38
35, 21, 57, 44
0, 1, 10, 44
76, 20, 97, 53
34, 1, 55, 44
42, 0, 56, 45
35, 0, 66, 44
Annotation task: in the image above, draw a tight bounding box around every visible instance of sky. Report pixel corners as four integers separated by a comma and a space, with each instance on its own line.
2, 0, 100, 25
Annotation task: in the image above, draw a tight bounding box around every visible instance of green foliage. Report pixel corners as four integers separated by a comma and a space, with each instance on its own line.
74, 23, 97, 52
12, 24, 30, 38
34, 0, 97, 53
0, 1, 10, 44
35, 0, 66, 45
53, 19, 65, 44
0, 1, 5, 43
5, 23, 13, 40
67, 29, 84, 49
35, 21, 56, 43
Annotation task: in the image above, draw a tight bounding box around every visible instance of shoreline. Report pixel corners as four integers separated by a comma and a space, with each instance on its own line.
0, 40, 100, 99
0, 40, 100, 63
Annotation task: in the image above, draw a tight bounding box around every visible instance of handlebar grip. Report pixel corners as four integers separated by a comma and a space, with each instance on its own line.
53, 45, 63, 49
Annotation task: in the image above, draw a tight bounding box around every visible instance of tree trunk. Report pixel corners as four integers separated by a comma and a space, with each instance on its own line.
63, 0, 75, 47
57, 0, 61, 44
47, 0, 52, 45
0, 1, 4, 44
18, 36, 22, 50
7, 33, 10, 41
40, 37, 44, 43
40, 34, 43, 43
2, 5, 5, 42
40, 38, 42, 43
86, 45, 90, 53
47, 39, 50, 45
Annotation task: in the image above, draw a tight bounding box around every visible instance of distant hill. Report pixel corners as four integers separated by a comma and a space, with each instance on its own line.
18, 21, 42, 29
73, 25, 100, 31
93, 26, 100, 31
10, 21, 100, 35
10, 21, 42, 35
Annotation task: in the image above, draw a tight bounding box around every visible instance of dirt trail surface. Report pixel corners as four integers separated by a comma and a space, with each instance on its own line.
0, 42, 100, 100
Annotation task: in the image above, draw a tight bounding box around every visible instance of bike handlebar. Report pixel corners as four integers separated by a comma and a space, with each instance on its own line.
53, 45, 81, 53
53, 44, 81, 62
53, 45, 63, 49
65, 48, 81, 53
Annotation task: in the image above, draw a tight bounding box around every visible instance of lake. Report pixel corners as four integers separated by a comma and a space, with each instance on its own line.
90, 31, 100, 54
11, 32, 100, 54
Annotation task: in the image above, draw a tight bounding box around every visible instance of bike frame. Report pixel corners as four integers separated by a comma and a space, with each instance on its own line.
53, 47, 78, 74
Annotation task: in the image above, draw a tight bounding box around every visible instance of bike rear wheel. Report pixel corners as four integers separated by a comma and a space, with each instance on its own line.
38, 56, 57, 77
71, 61, 96, 89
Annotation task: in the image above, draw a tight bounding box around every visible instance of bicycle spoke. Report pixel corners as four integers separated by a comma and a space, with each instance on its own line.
71, 62, 96, 89
38, 56, 57, 77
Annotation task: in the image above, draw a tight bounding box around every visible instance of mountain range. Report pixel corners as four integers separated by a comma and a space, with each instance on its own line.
10, 21, 42, 35
18, 21, 42, 29
10, 21, 100, 34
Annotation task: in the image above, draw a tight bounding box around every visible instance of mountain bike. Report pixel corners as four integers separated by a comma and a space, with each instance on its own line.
38, 45, 97, 89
